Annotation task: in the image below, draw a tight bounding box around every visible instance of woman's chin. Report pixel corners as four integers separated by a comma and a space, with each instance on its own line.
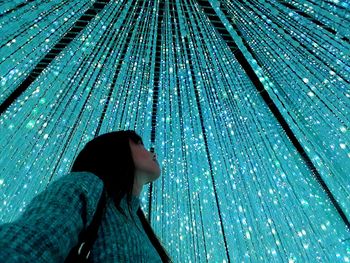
154, 168, 161, 179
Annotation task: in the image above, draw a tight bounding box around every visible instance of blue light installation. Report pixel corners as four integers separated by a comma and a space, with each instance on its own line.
0, 0, 96, 103
209, 0, 350, 227
0, 0, 349, 262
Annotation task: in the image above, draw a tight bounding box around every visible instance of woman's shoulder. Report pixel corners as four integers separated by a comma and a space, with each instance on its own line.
50, 171, 104, 196
57, 171, 102, 183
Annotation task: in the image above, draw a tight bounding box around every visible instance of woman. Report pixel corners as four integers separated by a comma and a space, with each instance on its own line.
0, 130, 172, 262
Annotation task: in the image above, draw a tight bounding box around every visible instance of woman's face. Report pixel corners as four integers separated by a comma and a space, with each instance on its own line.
129, 138, 161, 184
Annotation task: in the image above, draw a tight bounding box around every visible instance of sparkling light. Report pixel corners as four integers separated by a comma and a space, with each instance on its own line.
0, 0, 349, 262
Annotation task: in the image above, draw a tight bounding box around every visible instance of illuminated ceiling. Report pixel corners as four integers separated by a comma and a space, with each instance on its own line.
0, 0, 349, 261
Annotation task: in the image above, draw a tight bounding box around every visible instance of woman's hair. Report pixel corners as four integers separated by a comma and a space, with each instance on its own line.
70, 130, 172, 262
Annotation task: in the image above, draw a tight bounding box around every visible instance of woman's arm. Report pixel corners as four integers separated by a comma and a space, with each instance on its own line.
0, 172, 104, 263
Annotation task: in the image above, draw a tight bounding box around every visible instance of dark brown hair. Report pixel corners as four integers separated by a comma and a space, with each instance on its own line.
70, 130, 172, 262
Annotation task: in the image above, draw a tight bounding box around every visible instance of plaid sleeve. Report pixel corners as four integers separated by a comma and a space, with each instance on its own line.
0, 171, 104, 263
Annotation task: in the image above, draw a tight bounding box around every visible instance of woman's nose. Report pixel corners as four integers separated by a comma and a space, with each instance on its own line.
152, 152, 157, 159
149, 147, 156, 158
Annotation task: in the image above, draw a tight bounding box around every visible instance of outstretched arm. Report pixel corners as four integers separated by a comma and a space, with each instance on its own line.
0, 172, 104, 263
